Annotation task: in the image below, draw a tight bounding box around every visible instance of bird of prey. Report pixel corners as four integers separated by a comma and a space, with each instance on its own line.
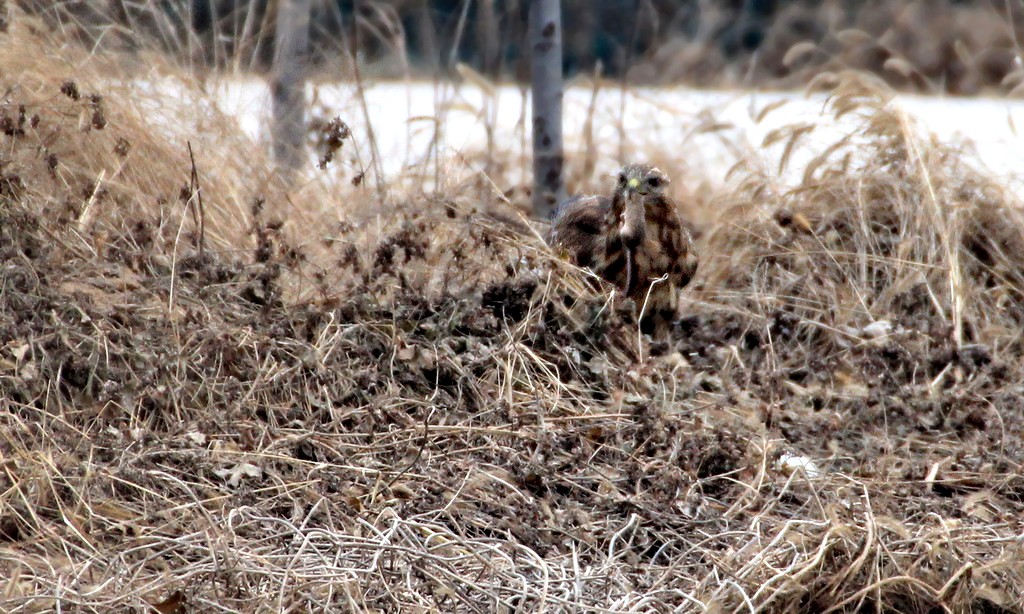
547, 163, 698, 338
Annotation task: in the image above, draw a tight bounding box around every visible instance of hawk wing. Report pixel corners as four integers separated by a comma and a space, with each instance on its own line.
547, 194, 611, 270
652, 197, 698, 289
674, 225, 699, 289
626, 196, 698, 337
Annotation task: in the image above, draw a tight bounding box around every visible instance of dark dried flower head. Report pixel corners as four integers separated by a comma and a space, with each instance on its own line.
114, 137, 130, 158
60, 80, 80, 100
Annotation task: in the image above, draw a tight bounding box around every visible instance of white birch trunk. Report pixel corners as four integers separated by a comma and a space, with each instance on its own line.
271, 0, 312, 176
529, 0, 566, 218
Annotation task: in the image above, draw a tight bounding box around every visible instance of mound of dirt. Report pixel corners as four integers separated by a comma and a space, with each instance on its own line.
1, 40, 1023, 614
686, 78, 1024, 482
0, 80, 757, 612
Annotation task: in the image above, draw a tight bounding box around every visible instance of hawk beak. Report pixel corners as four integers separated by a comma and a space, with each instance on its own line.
619, 188, 646, 249
626, 178, 640, 191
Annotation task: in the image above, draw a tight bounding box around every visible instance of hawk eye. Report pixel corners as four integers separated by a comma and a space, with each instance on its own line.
647, 176, 662, 188
618, 174, 627, 185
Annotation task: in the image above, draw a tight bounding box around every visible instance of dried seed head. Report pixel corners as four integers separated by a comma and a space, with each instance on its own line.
60, 80, 80, 100
114, 137, 130, 158
317, 116, 351, 169
91, 109, 106, 130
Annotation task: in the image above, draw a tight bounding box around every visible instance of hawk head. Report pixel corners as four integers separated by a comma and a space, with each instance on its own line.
614, 163, 671, 249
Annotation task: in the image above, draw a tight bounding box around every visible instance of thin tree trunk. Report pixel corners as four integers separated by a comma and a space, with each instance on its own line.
477, 0, 500, 78
414, 0, 440, 75
271, 0, 312, 177
529, 0, 565, 218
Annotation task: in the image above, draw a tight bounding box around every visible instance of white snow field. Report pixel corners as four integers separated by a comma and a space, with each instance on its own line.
205, 77, 1024, 196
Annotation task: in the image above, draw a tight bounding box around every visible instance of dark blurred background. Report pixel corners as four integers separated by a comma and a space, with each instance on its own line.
22, 1, 1024, 94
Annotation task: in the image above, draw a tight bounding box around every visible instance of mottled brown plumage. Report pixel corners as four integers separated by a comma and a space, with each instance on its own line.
547, 164, 698, 337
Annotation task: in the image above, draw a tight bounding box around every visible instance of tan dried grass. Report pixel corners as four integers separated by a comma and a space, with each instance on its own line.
0, 15, 1023, 614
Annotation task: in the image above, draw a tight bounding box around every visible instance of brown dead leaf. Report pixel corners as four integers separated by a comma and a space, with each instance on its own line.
149, 590, 186, 614
883, 57, 918, 79
962, 489, 998, 522
8, 342, 29, 361
1009, 80, 1024, 98
92, 500, 137, 522
834, 28, 872, 46
389, 482, 415, 500
1000, 69, 1024, 89
783, 41, 818, 68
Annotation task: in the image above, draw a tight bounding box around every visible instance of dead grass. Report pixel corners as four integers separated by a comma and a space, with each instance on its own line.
626, 0, 1024, 97
1, 14, 1024, 614
23, 0, 1024, 96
